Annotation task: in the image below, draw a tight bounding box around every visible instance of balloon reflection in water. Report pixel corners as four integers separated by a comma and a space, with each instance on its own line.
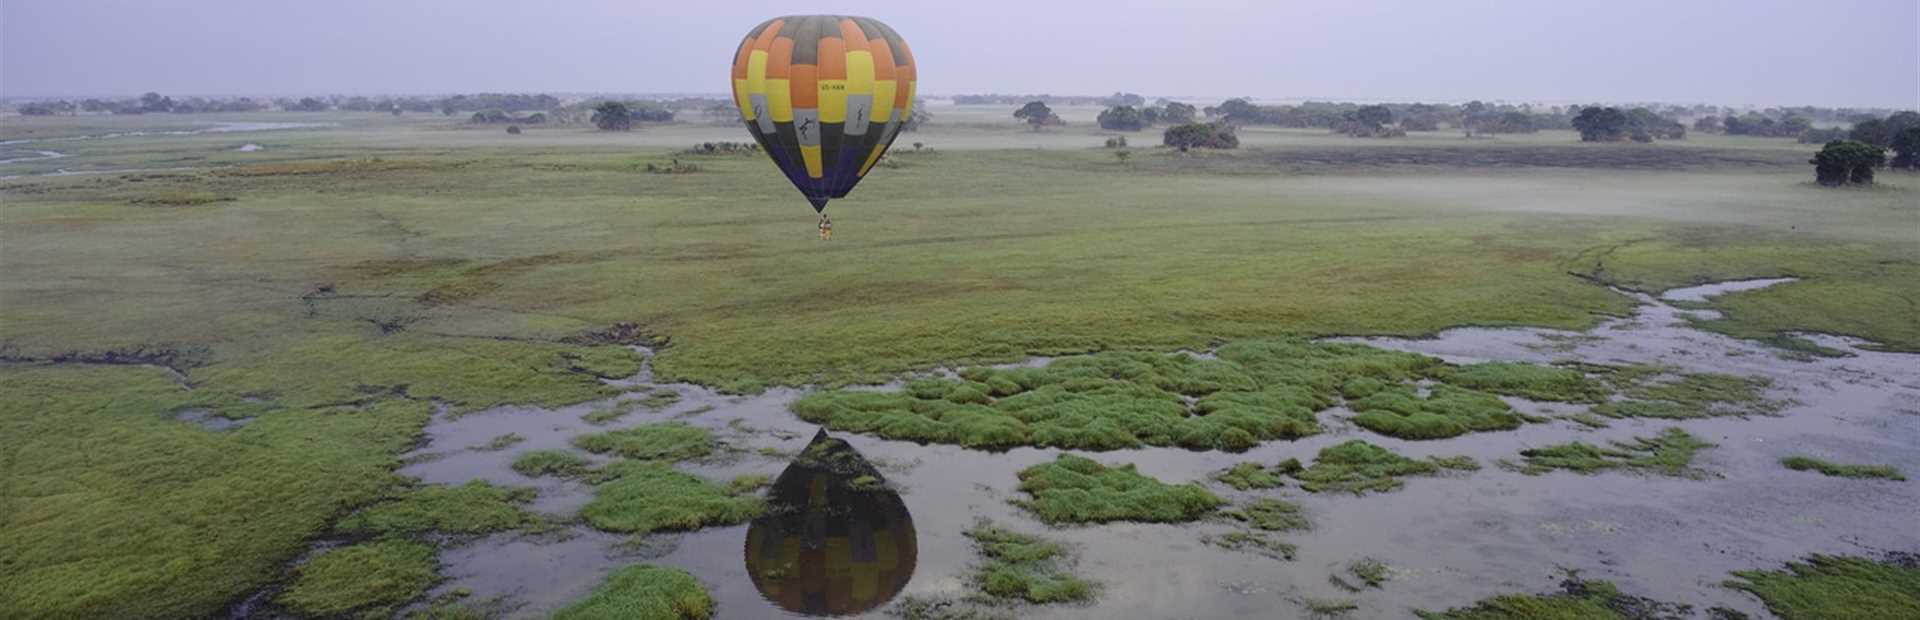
744, 429, 917, 615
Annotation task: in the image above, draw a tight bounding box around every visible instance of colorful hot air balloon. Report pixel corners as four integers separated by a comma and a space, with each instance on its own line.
744, 429, 917, 616
731, 15, 917, 215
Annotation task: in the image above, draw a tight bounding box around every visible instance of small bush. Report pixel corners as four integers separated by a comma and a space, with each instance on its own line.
1163, 122, 1239, 150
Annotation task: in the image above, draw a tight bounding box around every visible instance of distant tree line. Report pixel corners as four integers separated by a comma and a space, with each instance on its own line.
1094, 100, 1197, 131
1570, 106, 1687, 142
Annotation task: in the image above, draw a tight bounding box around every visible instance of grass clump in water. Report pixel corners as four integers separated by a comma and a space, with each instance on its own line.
1415, 573, 1694, 620
1508, 427, 1715, 478
336, 480, 536, 537
1588, 365, 1776, 419
1203, 530, 1299, 561
277, 540, 439, 618
1226, 498, 1311, 531
1214, 461, 1286, 490
512, 449, 594, 478
1725, 554, 1920, 620
728, 473, 772, 494
1780, 456, 1906, 481
550, 564, 714, 620
1012, 454, 1226, 524
1349, 384, 1524, 440
964, 522, 1098, 604
1292, 440, 1477, 495
573, 422, 715, 462
1332, 557, 1394, 592
580, 461, 764, 534
1431, 362, 1612, 403
474, 432, 525, 451
795, 342, 1456, 452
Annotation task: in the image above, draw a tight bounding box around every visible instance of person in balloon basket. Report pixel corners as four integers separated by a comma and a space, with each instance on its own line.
818, 215, 833, 241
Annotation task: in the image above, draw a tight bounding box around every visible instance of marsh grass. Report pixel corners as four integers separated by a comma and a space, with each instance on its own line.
1432, 362, 1612, 403
1226, 498, 1312, 531
796, 341, 1559, 450
1509, 428, 1714, 477
511, 449, 594, 478
276, 539, 439, 618
1725, 555, 1920, 620
572, 422, 716, 462
1415, 574, 1694, 620
474, 432, 525, 451
1780, 456, 1906, 481
5, 114, 1915, 615
0, 364, 435, 618
1203, 530, 1299, 561
1293, 440, 1477, 495
579, 461, 764, 534
1013, 454, 1226, 524
1347, 384, 1525, 440
549, 564, 714, 620
336, 480, 538, 537
1214, 461, 1287, 490
964, 523, 1098, 604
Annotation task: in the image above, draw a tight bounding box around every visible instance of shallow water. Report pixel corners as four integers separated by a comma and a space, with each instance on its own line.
0, 121, 335, 178
395, 279, 1919, 619
1659, 277, 1800, 303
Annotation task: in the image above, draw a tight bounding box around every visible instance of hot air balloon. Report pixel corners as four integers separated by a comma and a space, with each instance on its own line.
730, 15, 917, 217
744, 429, 917, 616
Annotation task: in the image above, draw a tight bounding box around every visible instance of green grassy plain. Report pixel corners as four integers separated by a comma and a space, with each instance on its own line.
3, 109, 1917, 616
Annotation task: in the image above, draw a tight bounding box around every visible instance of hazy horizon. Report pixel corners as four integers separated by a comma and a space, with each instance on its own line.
4, 0, 1917, 109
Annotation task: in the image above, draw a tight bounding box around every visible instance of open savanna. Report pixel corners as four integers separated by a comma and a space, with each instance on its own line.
2, 108, 1916, 617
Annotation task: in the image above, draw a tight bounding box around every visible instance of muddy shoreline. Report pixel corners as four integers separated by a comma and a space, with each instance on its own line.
329, 279, 1918, 619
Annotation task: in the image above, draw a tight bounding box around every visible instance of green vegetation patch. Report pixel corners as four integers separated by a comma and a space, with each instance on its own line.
0, 364, 435, 618
1508, 428, 1715, 477
1726, 554, 1920, 620
1348, 384, 1525, 440
550, 564, 714, 620
573, 422, 716, 462
277, 540, 439, 618
1226, 498, 1312, 532
1416, 575, 1694, 620
794, 341, 1539, 451
1332, 558, 1393, 591
475, 432, 525, 451
336, 480, 537, 537
1202, 530, 1299, 561
1292, 440, 1477, 495
580, 461, 764, 534
1431, 362, 1612, 403
512, 449, 594, 478
964, 522, 1097, 604
1781, 456, 1906, 481
1587, 365, 1776, 419
1214, 461, 1287, 490
1012, 454, 1226, 524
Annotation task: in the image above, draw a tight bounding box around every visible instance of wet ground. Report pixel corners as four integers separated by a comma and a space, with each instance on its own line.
0, 121, 335, 178
392, 279, 1919, 619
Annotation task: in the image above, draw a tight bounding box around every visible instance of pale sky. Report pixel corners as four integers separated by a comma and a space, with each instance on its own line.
4, 0, 1916, 108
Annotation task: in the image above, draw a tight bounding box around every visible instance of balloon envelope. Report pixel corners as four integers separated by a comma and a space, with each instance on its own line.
744, 430, 917, 616
731, 15, 917, 213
